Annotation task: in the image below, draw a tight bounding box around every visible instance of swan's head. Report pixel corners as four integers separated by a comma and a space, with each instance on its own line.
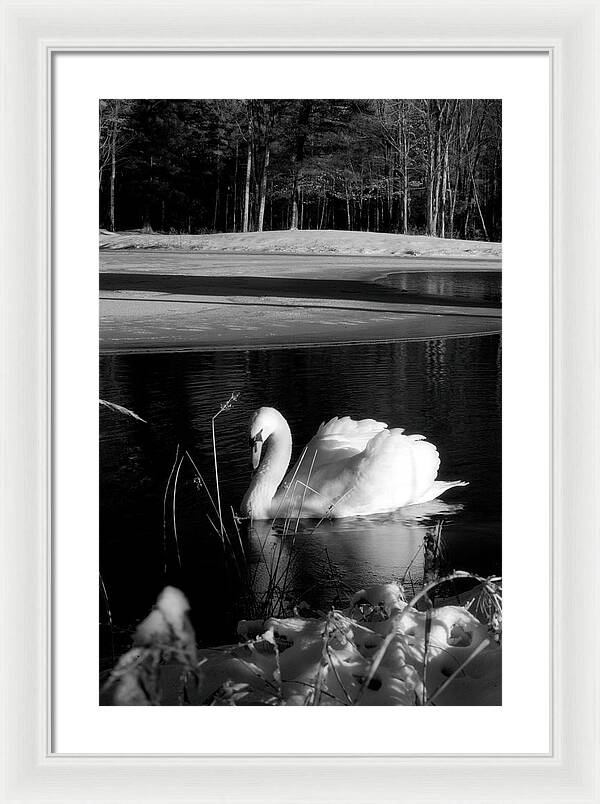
248, 406, 285, 469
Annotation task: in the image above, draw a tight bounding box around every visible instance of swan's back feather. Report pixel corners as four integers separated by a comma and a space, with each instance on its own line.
316, 415, 388, 441
281, 416, 388, 491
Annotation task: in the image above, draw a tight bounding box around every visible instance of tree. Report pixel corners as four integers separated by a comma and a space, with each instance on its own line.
256, 102, 274, 232
99, 100, 135, 231
98, 98, 501, 241
242, 102, 253, 233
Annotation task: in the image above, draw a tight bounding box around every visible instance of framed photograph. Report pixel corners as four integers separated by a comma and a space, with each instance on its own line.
2, 1, 598, 802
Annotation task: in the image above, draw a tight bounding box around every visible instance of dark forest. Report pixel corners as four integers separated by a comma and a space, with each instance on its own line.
99, 99, 501, 241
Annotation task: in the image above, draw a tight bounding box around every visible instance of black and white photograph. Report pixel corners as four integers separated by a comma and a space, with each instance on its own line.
99, 98, 502, 707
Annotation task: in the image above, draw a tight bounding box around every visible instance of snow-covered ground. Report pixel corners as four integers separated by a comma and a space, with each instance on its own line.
100, 228, 502, 260
102, 581, 502, 707
99, 231, 501, 352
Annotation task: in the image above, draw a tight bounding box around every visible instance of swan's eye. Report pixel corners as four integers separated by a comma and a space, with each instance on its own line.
249, 430, 263, 446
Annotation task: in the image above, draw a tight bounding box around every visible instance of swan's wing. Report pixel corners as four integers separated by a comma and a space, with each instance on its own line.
327, 429, 442, 516
275, 418, 458, 519
281, 416, 388, 492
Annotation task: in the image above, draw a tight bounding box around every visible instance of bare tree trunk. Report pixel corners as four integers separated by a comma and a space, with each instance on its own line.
387, 163, 394, 231
233, 141, 238, 233
440, 137, 451, 239
109, 143, 116, 231
213, 181, 219, 231
319, 195, 327, 229
470, 164, 489, 240
109, 104, 118, 231
257, 137, 270, 232
427, 151, 435, 235
290, 187, 299, 230
425, 102, 436, 236
461, 99, 489, 240
242, 108, 252, 233
464, 205, 471, 239
345, 182, 351, 230
432, 118, 443, 236
402, 111, 409, 234
331, 186, 336, 228
290, 100, 313, 230
447, 170, 456, 238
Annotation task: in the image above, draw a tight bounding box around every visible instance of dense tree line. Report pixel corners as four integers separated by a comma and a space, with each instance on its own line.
99, 99, 501, 241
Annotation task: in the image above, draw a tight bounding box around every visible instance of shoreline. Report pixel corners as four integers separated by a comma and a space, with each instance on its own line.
101, 247, 502, 264
100, 294, 501, 354
100, 251, 501, 281
100, 330, 502, 356
99, 238, 502, 353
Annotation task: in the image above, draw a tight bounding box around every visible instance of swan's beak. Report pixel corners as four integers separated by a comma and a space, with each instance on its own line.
250, 431, 263, 470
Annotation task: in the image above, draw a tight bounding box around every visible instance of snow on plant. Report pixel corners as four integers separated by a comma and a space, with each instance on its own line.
102, 586, 200, 706
103, 576, 501, 707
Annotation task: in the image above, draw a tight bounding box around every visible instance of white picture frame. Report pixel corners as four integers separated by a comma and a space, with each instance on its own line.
1, 0, 598, 801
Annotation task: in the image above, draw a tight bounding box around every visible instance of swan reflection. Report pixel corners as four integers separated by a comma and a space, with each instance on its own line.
244, 500, 463, 613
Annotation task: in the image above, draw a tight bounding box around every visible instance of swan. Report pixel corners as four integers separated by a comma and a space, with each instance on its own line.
240, 407, 467, 520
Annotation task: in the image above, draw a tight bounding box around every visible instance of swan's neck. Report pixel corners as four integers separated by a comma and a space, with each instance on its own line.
242, 420, 292, 519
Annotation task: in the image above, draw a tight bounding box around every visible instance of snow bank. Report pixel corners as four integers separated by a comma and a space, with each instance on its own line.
103, 580, 501, 706
99, 229, 502, 260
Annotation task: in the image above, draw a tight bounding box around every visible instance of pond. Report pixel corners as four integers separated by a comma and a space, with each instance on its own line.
379, 270, 502, 306
100, 334, 501, 664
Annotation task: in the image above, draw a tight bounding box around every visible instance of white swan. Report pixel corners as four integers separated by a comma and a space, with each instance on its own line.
240, 407, 467, 520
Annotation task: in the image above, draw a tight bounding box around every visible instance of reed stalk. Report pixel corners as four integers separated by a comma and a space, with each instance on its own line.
210, 391, 240, 540
294, 448, 318, 533
162, 444, 180, 575
172, 455, 184, 569
99, 572, 115, 664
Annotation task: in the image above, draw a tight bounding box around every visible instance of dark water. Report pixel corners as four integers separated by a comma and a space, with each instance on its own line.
380, 271, 501, 305
100, 270, 499, 310
100, 335, 501, 661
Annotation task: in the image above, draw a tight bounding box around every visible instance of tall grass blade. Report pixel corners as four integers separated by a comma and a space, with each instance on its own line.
422, 603, 433, 705
211, 415, 224, 539
185, 450, 220, 521
294, 449, 318, 533
210, 391, 240, 540
162, 444, 180, 575
230, 506, 246, 561
99, 399, 147, 423
172, 455, 184, 569
99, 572, 115, 664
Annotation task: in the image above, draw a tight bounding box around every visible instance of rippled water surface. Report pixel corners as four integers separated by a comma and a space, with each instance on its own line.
381, 271, 501, 305
100, 335, 501, 659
